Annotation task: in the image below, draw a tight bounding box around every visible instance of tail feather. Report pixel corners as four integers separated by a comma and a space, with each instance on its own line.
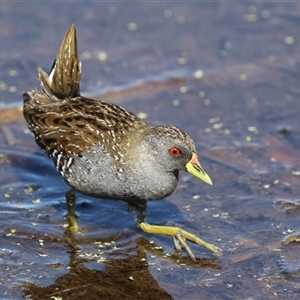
38, 24, 81, 100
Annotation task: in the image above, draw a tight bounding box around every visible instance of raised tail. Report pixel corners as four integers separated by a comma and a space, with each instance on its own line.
38, 24, 81, 100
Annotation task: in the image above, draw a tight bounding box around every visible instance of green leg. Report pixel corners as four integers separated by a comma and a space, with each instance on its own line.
133, 201, 221, 261
66, 189, 79, 233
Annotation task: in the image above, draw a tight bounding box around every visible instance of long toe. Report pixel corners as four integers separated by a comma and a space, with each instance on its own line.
138, 222, 221, 260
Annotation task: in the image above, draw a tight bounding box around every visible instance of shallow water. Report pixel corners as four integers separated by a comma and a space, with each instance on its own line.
1, 2, 300, 299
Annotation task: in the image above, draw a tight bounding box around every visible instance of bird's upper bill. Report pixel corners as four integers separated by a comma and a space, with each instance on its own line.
185, 152, 213, 185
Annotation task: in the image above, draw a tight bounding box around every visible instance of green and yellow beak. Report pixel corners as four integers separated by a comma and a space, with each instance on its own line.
186, 152, 212, 185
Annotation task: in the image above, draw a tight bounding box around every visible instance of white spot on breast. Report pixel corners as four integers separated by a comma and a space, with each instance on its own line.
56, 153, 63, 171
66, 157, 73, 167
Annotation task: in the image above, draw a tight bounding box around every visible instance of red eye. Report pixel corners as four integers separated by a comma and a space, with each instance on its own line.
169, 147, 181, 157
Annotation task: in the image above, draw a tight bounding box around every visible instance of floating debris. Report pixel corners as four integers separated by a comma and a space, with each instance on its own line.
284, 36, 295, 45
137, 112, 148, 120
239, 74, 248, 81
98, 51, 108, 61
127, 22, 138, 31
193, 69, 203, 79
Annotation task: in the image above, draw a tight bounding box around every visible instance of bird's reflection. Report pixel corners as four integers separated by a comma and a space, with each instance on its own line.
23, 230, 221, 300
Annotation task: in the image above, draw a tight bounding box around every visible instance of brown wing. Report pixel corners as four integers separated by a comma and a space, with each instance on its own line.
23, 93, 145, 157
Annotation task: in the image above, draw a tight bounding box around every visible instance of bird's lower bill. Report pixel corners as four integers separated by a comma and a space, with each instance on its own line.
185, 152, 213, 185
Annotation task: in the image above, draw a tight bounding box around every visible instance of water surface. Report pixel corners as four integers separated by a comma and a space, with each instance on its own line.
1, 2, 300, 299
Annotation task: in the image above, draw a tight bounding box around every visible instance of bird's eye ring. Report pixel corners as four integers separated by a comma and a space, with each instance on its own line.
169, 147, 181, 157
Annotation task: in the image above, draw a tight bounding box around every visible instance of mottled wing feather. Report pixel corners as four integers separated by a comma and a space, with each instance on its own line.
23, 93, 145, 157
22, 23, 147, 177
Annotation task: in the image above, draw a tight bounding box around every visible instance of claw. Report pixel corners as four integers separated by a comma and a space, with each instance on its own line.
138, 222, 221, 260
175, 232, 195, 261
173, 236, 181, 251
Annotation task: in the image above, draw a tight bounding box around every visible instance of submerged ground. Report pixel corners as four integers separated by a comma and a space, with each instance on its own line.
1, 2, 300, 299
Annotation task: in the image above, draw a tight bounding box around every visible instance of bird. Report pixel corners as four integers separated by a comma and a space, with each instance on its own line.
23, 24, 221, 260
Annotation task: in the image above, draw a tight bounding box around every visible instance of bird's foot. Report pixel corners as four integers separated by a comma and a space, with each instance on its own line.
138, 222, 221, 261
